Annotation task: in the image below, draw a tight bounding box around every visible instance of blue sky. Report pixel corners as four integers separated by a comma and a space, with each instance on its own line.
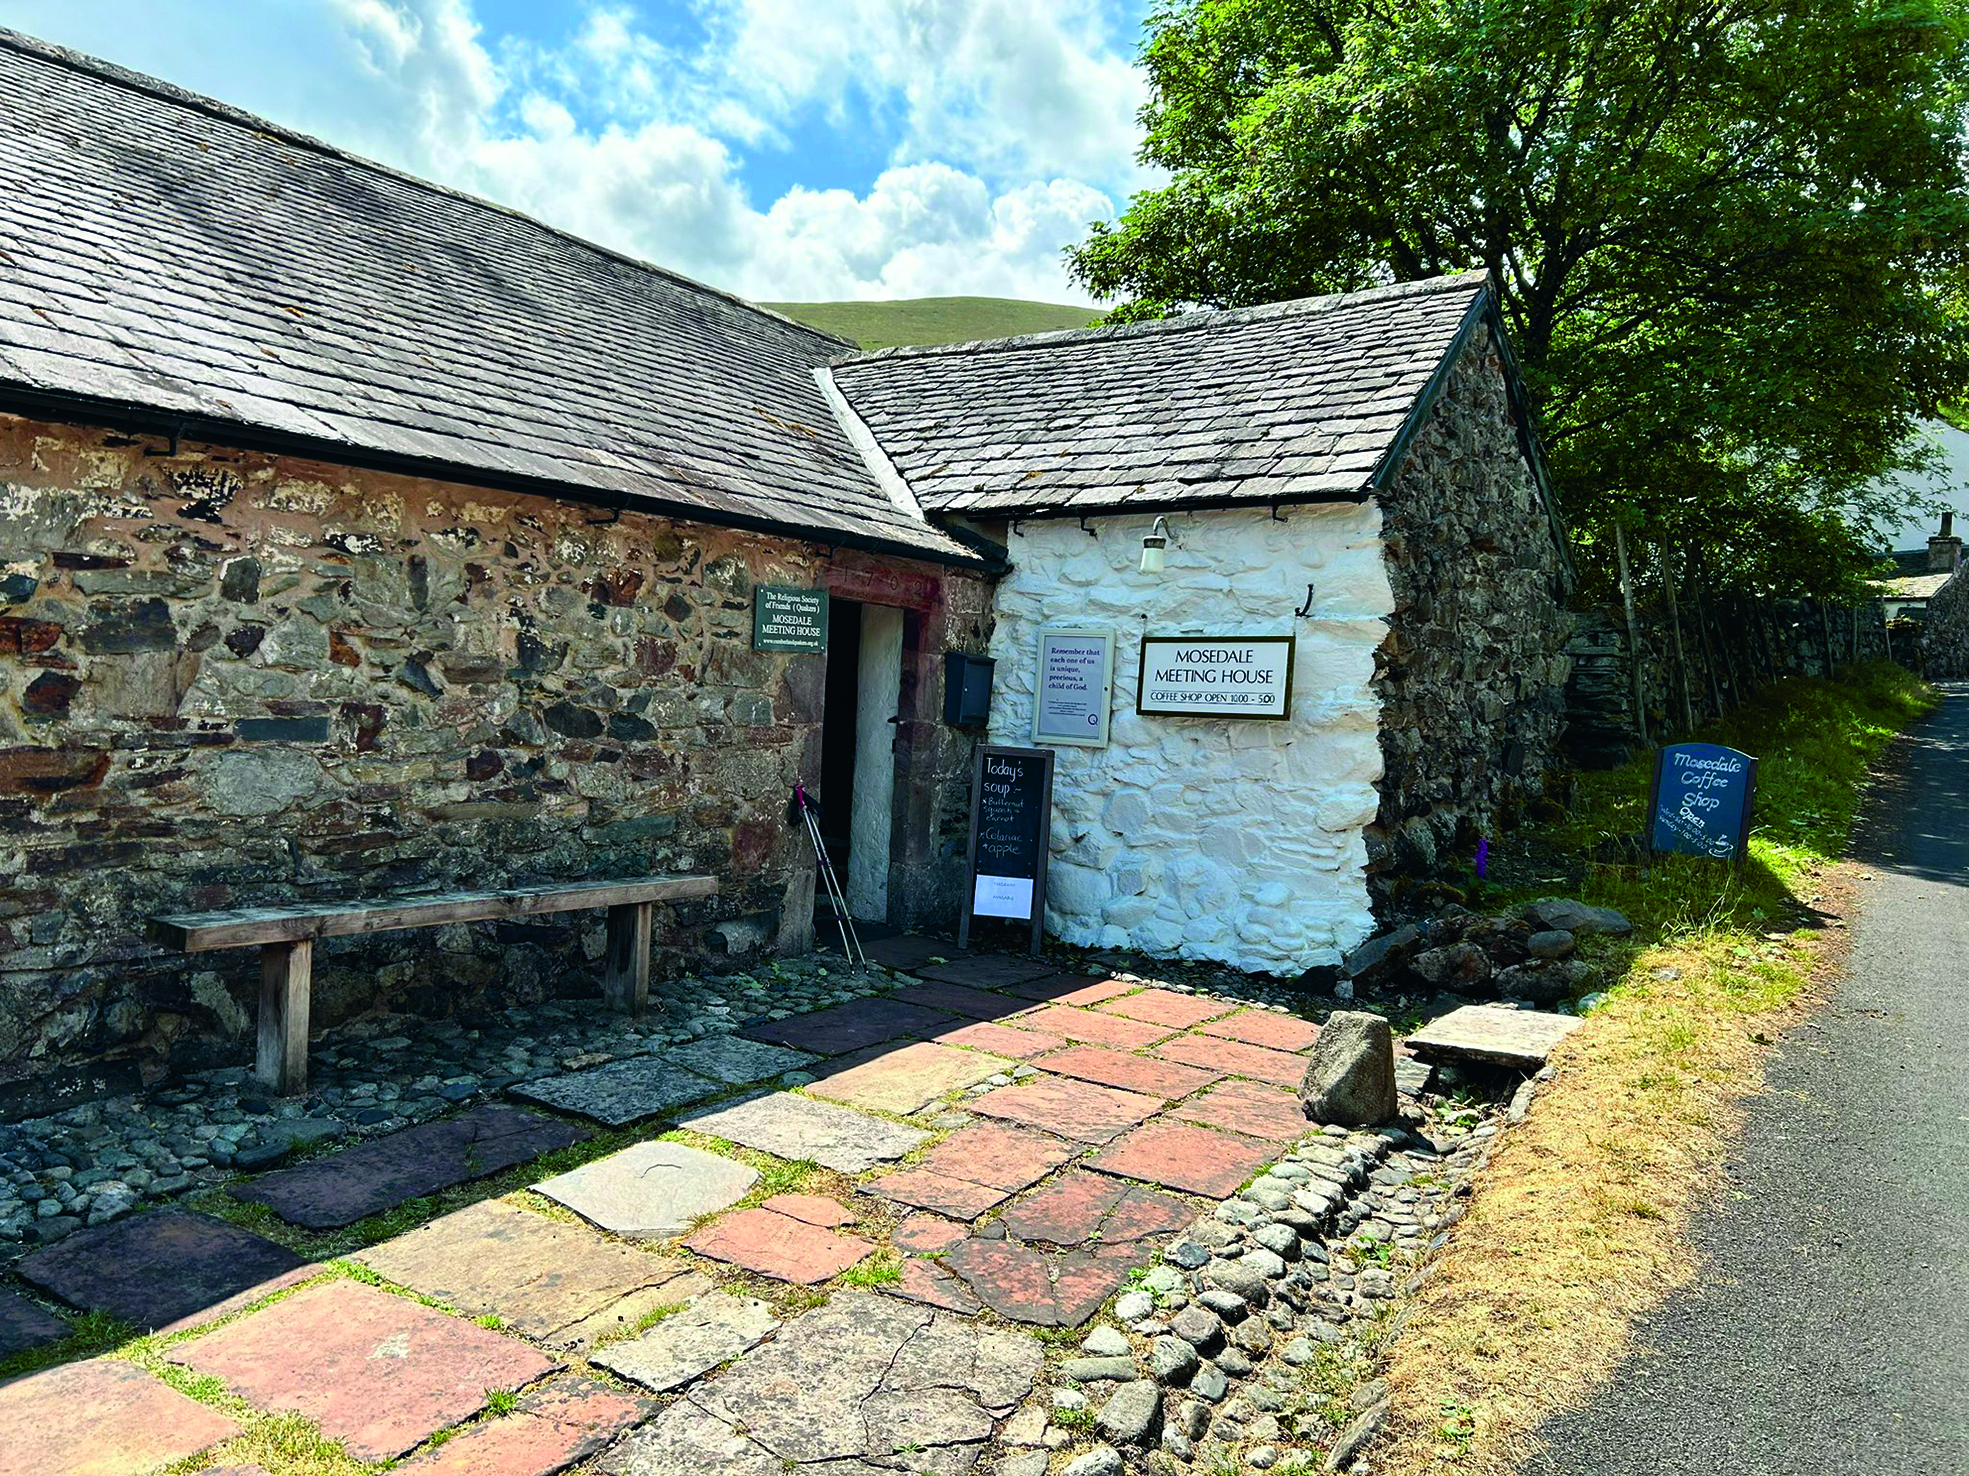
5, 0, 1159, 303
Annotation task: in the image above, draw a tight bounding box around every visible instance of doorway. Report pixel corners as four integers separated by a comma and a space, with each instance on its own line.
818, 597, 904, 924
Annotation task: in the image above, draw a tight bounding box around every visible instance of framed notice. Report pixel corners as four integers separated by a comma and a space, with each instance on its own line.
752, 586, 828, 652
1033, 628, 1114, 748
1137, 635, 1295, 720
957, 744, 1055, 955
1647, 741, 1758, 863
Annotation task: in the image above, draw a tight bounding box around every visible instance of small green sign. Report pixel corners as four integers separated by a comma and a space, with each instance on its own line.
753, 586, 828, 652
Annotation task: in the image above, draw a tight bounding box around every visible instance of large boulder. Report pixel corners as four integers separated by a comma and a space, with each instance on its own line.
1523, 897, 1632, 938
1340, 924, 1421, 987
1298, 1011, 1397, 1126
1410, 941, 1491, 992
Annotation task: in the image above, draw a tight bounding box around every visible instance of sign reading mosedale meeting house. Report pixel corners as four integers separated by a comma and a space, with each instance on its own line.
1648, 741, 1758, 862
752, 585, 828, 652
1137, 635, 1295, 719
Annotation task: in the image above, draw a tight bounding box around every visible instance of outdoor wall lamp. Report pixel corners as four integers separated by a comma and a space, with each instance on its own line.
1140, 516, 1172, 574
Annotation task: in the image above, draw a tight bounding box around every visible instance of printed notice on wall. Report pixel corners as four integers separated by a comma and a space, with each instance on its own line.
1648, 742, 1758, 861
752, 586, 828, 652
1137, 635, 1295, 719
1033, 628, 1114, 747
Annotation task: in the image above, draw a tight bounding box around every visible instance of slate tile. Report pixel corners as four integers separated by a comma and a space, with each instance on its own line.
866, 1168, 1009, 1222
998, 973, 1136, 1005
680, 1090, 929, 1173
590, 1291, 778, 1394
929, 1019, 1067, 1058
684, 1207, 875, 1285
912, 956, 1060, 990
0, 1288, 69, 1359
396, 1378, 643, 1475
0, 1359, 240, 1475
532, 1141, 758, 1240
509, 1057, 721, 1127
805, 1040, 1014, 1115
740, 998, 955, 1056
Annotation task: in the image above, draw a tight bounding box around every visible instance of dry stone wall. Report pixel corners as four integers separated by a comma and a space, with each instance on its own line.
1920, 566, 1969, 678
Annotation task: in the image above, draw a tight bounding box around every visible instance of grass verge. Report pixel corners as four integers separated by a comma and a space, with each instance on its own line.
1372, 662, 1935, 1475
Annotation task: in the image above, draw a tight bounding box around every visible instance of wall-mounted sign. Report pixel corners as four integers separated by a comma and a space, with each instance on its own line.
958, 744, 1054, 955
1648, 742, 1758, 862
752, 586, 828, 652
1137, 635, 1295, 719
1034, 628, 1114, 747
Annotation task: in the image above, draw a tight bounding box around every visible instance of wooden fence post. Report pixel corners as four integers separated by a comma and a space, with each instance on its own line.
1659, 543, 1696, 733
1614, 523, 1650, 747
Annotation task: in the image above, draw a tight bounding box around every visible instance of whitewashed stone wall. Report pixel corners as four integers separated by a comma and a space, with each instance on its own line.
987, 505, 1394, 974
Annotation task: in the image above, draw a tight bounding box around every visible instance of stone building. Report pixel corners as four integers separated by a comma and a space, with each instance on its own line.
0, 30, 1571, 1106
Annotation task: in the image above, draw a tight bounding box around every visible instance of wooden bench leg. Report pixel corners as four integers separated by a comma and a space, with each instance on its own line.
257, 939, 312, 1096
603, 901, 652, 1016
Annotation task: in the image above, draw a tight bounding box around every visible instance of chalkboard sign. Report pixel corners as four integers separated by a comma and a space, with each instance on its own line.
1648, 742, 1758, 862
958, 744, 1054, 954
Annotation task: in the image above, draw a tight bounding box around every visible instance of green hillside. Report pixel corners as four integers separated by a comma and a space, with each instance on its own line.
762, 296, 1102, 351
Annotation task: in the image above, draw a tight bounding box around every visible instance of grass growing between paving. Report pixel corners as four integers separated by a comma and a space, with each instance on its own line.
1372, 662, 1935, 1475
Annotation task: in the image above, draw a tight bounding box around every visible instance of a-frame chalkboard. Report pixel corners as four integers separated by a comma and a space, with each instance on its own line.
958, 744, 1054, 955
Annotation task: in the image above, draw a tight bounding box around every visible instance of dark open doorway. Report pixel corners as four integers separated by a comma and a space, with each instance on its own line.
818, 595, 863, 898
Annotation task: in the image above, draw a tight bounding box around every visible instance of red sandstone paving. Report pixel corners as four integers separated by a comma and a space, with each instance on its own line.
911, 1121, 1081, 1191
1035, 1043, 1222, 1101
1086, 1120, 1275, 1198
913, 955, 1060, 989
0, 1358, 240, 1475
805, 1039, 1013, 1114
930, 1019, 1066, 1058
997, 1170, 1190, 1247
685, 1207, 876, 1285
396, 1378, 642, 1475
867, 1167, 1009, 1221
1195, 1008, 1323, 1053
761, 1193, 855, 1227
891, 979, 1029, 1020
893, 1211, 970, 1255
1098, 987, 1235, 1030
741, 997, 956, 1056
939, 1238, 1135, 1327
169, 1279, 558, 1462
968, 1076, 1164, 1144
1153, 1032, 1311, 1088
1171, 1079, 1311, 1143
1016, 1004, 1176, 1051
882, 1257, 981, 1315
1000, 973, 1135, 1005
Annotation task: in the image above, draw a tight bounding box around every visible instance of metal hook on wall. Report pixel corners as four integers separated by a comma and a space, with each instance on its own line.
1295, 583, 1316, 618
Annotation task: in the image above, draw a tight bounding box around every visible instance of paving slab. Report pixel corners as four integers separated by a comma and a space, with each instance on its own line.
681, 1089, 929, 1172
997, 1170, 1190, 1247
930, 1018, 1067, 1058
532, 1140, 758, 1240
882, 1257, 983, 1314
740, 997, 955, 1055
509, 1057, 720, 1127
806, 1039, 1016, 1114
0, 1358, 240, 1475
1153, 1033, 1311, 1088
684, 1206, 875, 1284
397, 1378, 642, 1475
1098, 988, 1235, 1030
1195, 1008, 1322, 1053
912, 1121, 1082, 1191
1036, 1043, 1221, 1101
1000, 972, 1134, 1005
234, 1104, 589, 1228
0, 1288, 69, 1359
1404, 1004, 1583, 1067
760, 1192, 855, 1227
893, 1211, 970, 1256
17, 1208, 312, 1334
169, 1279, 558, 1462
548, 1275, 716, 1355
969, 1076, 1164, 1144
867, 1167, 1010, 1221
864, 934, 966, 971
656, 1035, 816, 1085
913, 955, 1061, 990
1017, 1004, 1176, 1051
940, 1237, 1135, 1327
356, 1200, 695, 1340
1171, 1079, 1311, 1143
590, 1290, 778, 1393
1086, 1120, 1274, 1198
892, 979, 1030, 1020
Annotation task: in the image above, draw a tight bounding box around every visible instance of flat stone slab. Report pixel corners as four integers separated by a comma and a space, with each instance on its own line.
169, 1279, 559, 1461
970, 1076, 1164, 1144
867, 1167, 1010, 1221
760, 1192, 854, 1227
510, 1056, 720, 1127
892, 979, 1030, 1020
591, 1290, 778, 1393
1171, 1079, 1311, 1143
913, 955, 1061, 990
1086, 1120, 1274, 1198
883, 1257, 982, 1314
684, 1206, 875, 1284
741, 997, 954, 1056
356, 1200, 697, 1340
234, 1104, 589, 1228
996, 1170, 1190, 1247
999, 972, 1134, 1005
0, 1288, 68, 1359
397, 1378, 643, 1475
1195, 1008, 1322, 1053
1017, 1004, 1176, 1051
1153, 1033, 1310, 1088
1098, 988, 1233, 1030
912, 1121, 1081, 1191
18, 1208, 312, 1334
940, 1237, 1136, 1327
1404, 1004, 1583, 1067
931, 1018, 1066, 1058
0, 1358, 240, 1474
807, 1040, 1016, 1114
864, 934, 965, 971
1037, 1043, 1221, 1101
657, 1035, 816, 1085
893, 1211, 970, 1256
681, 1089, 929, 1172
533, 1141, 759, 1240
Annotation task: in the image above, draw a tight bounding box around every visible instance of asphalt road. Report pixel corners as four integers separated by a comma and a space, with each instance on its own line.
1526, 682, 1969, 1476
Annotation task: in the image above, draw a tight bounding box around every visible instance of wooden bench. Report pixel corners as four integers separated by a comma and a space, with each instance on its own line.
150, 875, 718, 1096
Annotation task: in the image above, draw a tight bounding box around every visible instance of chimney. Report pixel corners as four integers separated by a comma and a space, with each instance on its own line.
1929, 511, 1961, 573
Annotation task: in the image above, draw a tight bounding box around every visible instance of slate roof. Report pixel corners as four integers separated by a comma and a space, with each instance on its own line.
829, 273, 1493, 517
0, 30, 970, 563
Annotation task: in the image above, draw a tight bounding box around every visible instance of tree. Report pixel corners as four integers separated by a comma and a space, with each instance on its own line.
1071, 0, 1969, 599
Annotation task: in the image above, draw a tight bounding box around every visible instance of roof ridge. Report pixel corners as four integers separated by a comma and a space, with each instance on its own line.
833, 271, 1491, 367
0, 26, 855, 353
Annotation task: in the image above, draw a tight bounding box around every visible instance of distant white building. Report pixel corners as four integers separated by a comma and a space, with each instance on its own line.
1873, 418, 1969, 553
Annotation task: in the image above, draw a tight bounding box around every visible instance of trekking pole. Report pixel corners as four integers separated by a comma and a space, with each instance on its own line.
793, 782, 865, 965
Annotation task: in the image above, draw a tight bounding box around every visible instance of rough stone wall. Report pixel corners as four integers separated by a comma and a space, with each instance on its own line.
1920, 567, 1969, 678
1371, 324, 1572, 883
985, 506, 1392, 976
0, 413, 990, 1115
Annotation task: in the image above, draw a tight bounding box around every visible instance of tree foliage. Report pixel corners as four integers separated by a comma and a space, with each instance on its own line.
1070, 0, 1969, 598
